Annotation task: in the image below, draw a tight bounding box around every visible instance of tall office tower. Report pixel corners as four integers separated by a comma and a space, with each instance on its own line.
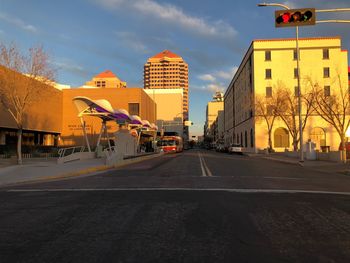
144, 50, 189, 121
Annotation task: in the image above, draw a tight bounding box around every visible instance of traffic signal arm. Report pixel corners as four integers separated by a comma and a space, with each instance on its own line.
275, 8, 316, 27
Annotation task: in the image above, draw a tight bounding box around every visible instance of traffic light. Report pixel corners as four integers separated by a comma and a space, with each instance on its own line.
275, 8, 316, 27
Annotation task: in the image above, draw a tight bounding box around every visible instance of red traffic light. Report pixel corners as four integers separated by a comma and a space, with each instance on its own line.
275, 8, 316, 27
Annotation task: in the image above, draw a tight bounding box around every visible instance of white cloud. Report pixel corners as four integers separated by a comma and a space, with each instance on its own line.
0, 12, 38, 33
198, 66, 238, 83
96, 0, 237, 40
192, 83, 225, 93
215, 66, 238, 80
115, 31, 150, 53
132, 0, 237, 39
198, 74, 216, 82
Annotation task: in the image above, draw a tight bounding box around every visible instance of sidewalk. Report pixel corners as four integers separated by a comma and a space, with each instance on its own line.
0, 153, 163, 187
248, 152, 350, 173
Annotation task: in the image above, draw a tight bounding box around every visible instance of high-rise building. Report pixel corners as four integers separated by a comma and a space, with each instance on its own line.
144, 50, 189, 121
85, 70, 126, 88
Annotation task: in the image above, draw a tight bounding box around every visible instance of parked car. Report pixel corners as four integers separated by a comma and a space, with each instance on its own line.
228, 144, 243, 154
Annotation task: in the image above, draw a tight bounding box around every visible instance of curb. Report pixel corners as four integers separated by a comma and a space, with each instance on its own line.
260, 156, 300, 165
0, 153, 164, 188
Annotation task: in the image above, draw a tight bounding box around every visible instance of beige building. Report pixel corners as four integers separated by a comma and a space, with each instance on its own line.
0, 67, 155, 150
224, 36, 349, 153
144, 50, 189, 121
204, 92, 224, 140
144, 88, 184, 136
85, 70, 127, 88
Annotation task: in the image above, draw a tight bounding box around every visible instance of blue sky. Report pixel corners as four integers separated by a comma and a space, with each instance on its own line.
0, 0, 349, 136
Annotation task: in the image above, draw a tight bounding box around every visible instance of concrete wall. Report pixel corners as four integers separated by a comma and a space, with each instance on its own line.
60, 87, 156, 147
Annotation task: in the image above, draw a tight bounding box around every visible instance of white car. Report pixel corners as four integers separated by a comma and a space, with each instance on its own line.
228, 144, 243, 154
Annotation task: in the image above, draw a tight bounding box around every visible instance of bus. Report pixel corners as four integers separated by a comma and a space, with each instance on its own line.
157, 136, 183, 153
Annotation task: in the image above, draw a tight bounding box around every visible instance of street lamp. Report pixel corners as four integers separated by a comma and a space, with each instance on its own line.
258, 2, 304, 162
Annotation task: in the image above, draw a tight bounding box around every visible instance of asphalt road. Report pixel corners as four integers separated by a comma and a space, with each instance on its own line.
2, 149, 350, 262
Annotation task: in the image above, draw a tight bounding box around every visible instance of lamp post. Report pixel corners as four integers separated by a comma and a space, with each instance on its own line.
258, 2, 304, 162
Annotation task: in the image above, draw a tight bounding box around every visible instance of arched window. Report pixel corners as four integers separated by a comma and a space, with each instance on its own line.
245, 131, 248, 147
310, 127, 326, 149
241, 132, 243, 147
274, 128, 289, 148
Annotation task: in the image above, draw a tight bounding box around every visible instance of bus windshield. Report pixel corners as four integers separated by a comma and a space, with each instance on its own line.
157, 140, 176, 146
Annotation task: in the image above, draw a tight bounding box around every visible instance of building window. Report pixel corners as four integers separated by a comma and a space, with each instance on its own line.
324, 67, 330, 78
293, 50, 298, 60
250, 128, 254, 148
101, 81, 106, 88
265, 50, 271, 61
265, 69, 272, 79
294, 68, 299, 79
323, 48, 329, 59
294, 86, 299, 97
266, 86, 272, 98
245, 131, 248, 147
128, 103, 140, 116
96, 81, 101, 87
324, 86, 331, 97
274, 127, 289, 148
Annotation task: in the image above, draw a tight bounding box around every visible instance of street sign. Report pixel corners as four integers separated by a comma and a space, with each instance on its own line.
275, 8, 316, 27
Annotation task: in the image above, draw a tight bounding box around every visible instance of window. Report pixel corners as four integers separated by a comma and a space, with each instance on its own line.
293, 50, 298, 60
266, 86, 272, 97
294, 86, 299, 97
96, 81, 101, 87
323, 48, 329, 59
250, 128, 254, 148
265, 69, 272, 79
128, 103, 140, 116
294, 68, 299, 79
101, 81, 106, 88
324, 86, 331, 97
265, 50, 271, 61
245, 131, 248, 147
324, 67, 330, 78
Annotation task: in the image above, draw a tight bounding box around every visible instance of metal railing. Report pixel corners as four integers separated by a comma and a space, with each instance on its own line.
58, 146, 86, 158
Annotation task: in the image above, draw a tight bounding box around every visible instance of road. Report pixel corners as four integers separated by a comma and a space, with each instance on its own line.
1, 149, 350, 262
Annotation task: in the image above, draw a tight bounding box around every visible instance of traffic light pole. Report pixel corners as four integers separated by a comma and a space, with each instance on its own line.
295, 26, 304, 162
258, 2, 304, 162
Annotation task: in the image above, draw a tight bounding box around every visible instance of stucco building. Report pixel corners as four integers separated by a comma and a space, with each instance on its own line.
224, 36, 349, 153
204, 92, 224, 141
143, 88, 184, 136
85, 70, 126, 88
0, 69, 155, 150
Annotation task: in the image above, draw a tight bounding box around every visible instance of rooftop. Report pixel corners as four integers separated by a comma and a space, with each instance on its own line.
151, 50, 181, 59
94, 70, 117, 78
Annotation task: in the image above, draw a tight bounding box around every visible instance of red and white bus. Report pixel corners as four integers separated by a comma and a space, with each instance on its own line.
157, 136, 183, 153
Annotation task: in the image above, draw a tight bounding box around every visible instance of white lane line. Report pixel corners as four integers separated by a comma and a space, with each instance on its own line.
201, 154, 213, 177
198, 152, 207, 177
5, 188, 350, 196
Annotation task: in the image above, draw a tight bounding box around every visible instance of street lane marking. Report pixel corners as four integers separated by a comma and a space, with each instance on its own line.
198, 152, 207, 177
198, 152, 213, 177
5, 188, 350, 196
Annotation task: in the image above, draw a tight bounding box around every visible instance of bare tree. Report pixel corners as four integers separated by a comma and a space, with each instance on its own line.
275, 81, 314, 151
310, 74, 350, 163
0, 43, 55, 164
255, 89, 284, 152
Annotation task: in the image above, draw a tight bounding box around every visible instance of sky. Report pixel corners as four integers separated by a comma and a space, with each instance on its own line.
0, 0, 349, 136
